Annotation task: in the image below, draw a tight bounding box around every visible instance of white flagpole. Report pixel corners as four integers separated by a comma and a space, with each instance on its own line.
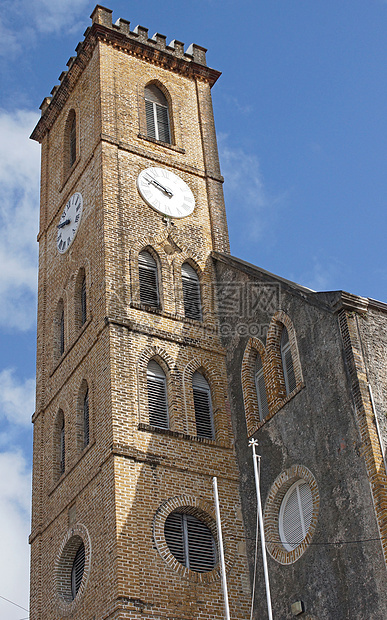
212, 476, 231, 620
249, 438, 273, 620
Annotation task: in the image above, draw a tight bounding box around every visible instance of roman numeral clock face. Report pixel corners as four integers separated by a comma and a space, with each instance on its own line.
137, 167, 195, 218
56, 192, 83, 254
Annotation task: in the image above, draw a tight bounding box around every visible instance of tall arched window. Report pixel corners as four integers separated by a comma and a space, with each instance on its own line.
81, 275, 87, 326
182, 263, 202, 321
60, 308, 65, 356
280, 326, 296, 395
64, 109, 77, 173
192, 372, 214, 440
83, 389, 89, 448
147, 360, 169, 429
69, 113, 76, 168
54, 409, 65, 480
139, 250, 160, 308
255, 354, 269, 420
144, 84, 171, 144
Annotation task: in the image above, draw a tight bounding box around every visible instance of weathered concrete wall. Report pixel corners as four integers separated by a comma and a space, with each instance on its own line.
214, 253, 387, 620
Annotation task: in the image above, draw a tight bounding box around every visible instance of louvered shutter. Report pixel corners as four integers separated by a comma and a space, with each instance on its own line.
186, 515, 216, 572
255, 354, 269, 420
60, 419, 65, 475
164, 512, 216, 573
280, 327, 297, 394
70, 115, 76, 167
139, 251, 159, 308
83, 389, 89, 447
147, 360, 169, 429
279, 481, 313, 551
164, 512, 186, 565
60, 309, 65, 355
81, 276, 86, 325
71, 542, 85, 599
182, 263, 202, 321
145, 99, 156, 139
192, 372, 214, 439
156, 104, 171, 143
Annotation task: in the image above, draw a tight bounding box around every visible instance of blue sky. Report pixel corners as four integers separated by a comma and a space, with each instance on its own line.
1, 1, 387, 617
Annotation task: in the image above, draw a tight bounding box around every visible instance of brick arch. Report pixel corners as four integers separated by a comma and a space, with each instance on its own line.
241, 337, 269, 437
182, 357, 227, 443
63, 107, 78, 178
129, 239, 171, 310
266, 311, 303, 404
137, 346, 179, 429
143, 79, 174, 144
56, 522, 92, 615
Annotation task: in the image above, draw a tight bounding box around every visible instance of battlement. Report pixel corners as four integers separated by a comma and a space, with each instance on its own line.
37, 4, 211, 118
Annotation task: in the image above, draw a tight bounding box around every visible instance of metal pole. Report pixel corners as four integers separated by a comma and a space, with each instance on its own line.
212, 476, 231, 620
249, 439, 273, 620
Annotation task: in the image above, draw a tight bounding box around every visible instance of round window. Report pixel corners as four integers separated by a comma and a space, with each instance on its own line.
279, 480, 313, 551
164, 511, 217, 573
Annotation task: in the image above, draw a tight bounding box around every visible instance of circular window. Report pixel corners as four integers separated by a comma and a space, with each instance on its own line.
279, 480, 313, 551
264, 465, 319, 565
164, 511, 217, 573
153, 494, 235, 583
56, 524, 90, 614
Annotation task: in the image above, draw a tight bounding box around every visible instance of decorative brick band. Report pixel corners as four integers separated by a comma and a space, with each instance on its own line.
55, 523, 91, 615
263, 465, 319, 565
153, 494, 235, 583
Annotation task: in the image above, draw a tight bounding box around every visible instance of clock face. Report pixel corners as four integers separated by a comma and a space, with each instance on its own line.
56, 192, 83, 254
137, 167, 195, 218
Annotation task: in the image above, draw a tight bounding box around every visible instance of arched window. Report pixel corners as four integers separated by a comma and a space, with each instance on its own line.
83, 389, 89, 448
81, 275, 86, 325
164, 511, 216, 572
139, 250, 159, 308
255, 354, 269, 421
280, 326, 296, 395
192, 372, 214, 440
144, 84, 171, 144
64, 109, 77, 173
71, 541, 85, 600
147, 360, 168, 429
182, 263, 202, 321
75, 268, 87, 329
279, 480, 314, 551
60, 308, 65, 356
54, 409, 65, 480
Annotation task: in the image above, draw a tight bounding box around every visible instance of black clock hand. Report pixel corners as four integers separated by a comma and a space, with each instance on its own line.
57, 219, 71, 229
145, 175, 173, 197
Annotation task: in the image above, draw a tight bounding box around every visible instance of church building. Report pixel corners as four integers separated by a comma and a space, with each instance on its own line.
30, 6, 387, 619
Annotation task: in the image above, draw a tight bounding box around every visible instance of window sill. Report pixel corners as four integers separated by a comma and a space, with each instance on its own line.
51, 315, 92, 377
60, 155, 81, 193
255, 382, 305, 432
137, 133, 185, 154
138, 423, 223, 447
48, 439, 96, 497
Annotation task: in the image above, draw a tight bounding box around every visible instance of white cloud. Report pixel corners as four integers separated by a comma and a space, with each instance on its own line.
0, 109, 40, 331
28, 0, 90, 34
0, 369, 35, 427
0, 450, 31, 619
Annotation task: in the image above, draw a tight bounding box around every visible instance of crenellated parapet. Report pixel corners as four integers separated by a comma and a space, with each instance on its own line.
32, 4, 219, 138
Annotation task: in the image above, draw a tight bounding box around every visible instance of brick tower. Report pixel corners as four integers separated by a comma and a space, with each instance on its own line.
29, 5, 250, 619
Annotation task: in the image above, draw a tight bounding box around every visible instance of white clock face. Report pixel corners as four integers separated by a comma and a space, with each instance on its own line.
137, 167, 195, 218
56, 192, 83, 254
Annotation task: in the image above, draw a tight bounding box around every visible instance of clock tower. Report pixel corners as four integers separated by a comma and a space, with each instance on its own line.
29, 5, 250, 619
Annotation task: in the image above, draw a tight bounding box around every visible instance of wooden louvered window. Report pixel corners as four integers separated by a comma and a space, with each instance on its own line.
60, 308, 65, 356
139, 251, 159, 308
71, 542, 85, 600
83, 389, 89, 447
255, 354, 269, 421
192, 372, 214, 440
164, 511, 217, 572
144, 84, 171, 144
279, 480, 313, 551
60, 417, 65, 475
81, 276, 86, 325
69, 114, 76, 168
147, 360, 169, 429
280, 326, 296, 395
182, 263, 202, 321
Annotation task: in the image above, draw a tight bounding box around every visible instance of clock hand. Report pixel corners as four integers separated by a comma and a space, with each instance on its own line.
145, 175, 173, 198
57, 219, 71, 229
